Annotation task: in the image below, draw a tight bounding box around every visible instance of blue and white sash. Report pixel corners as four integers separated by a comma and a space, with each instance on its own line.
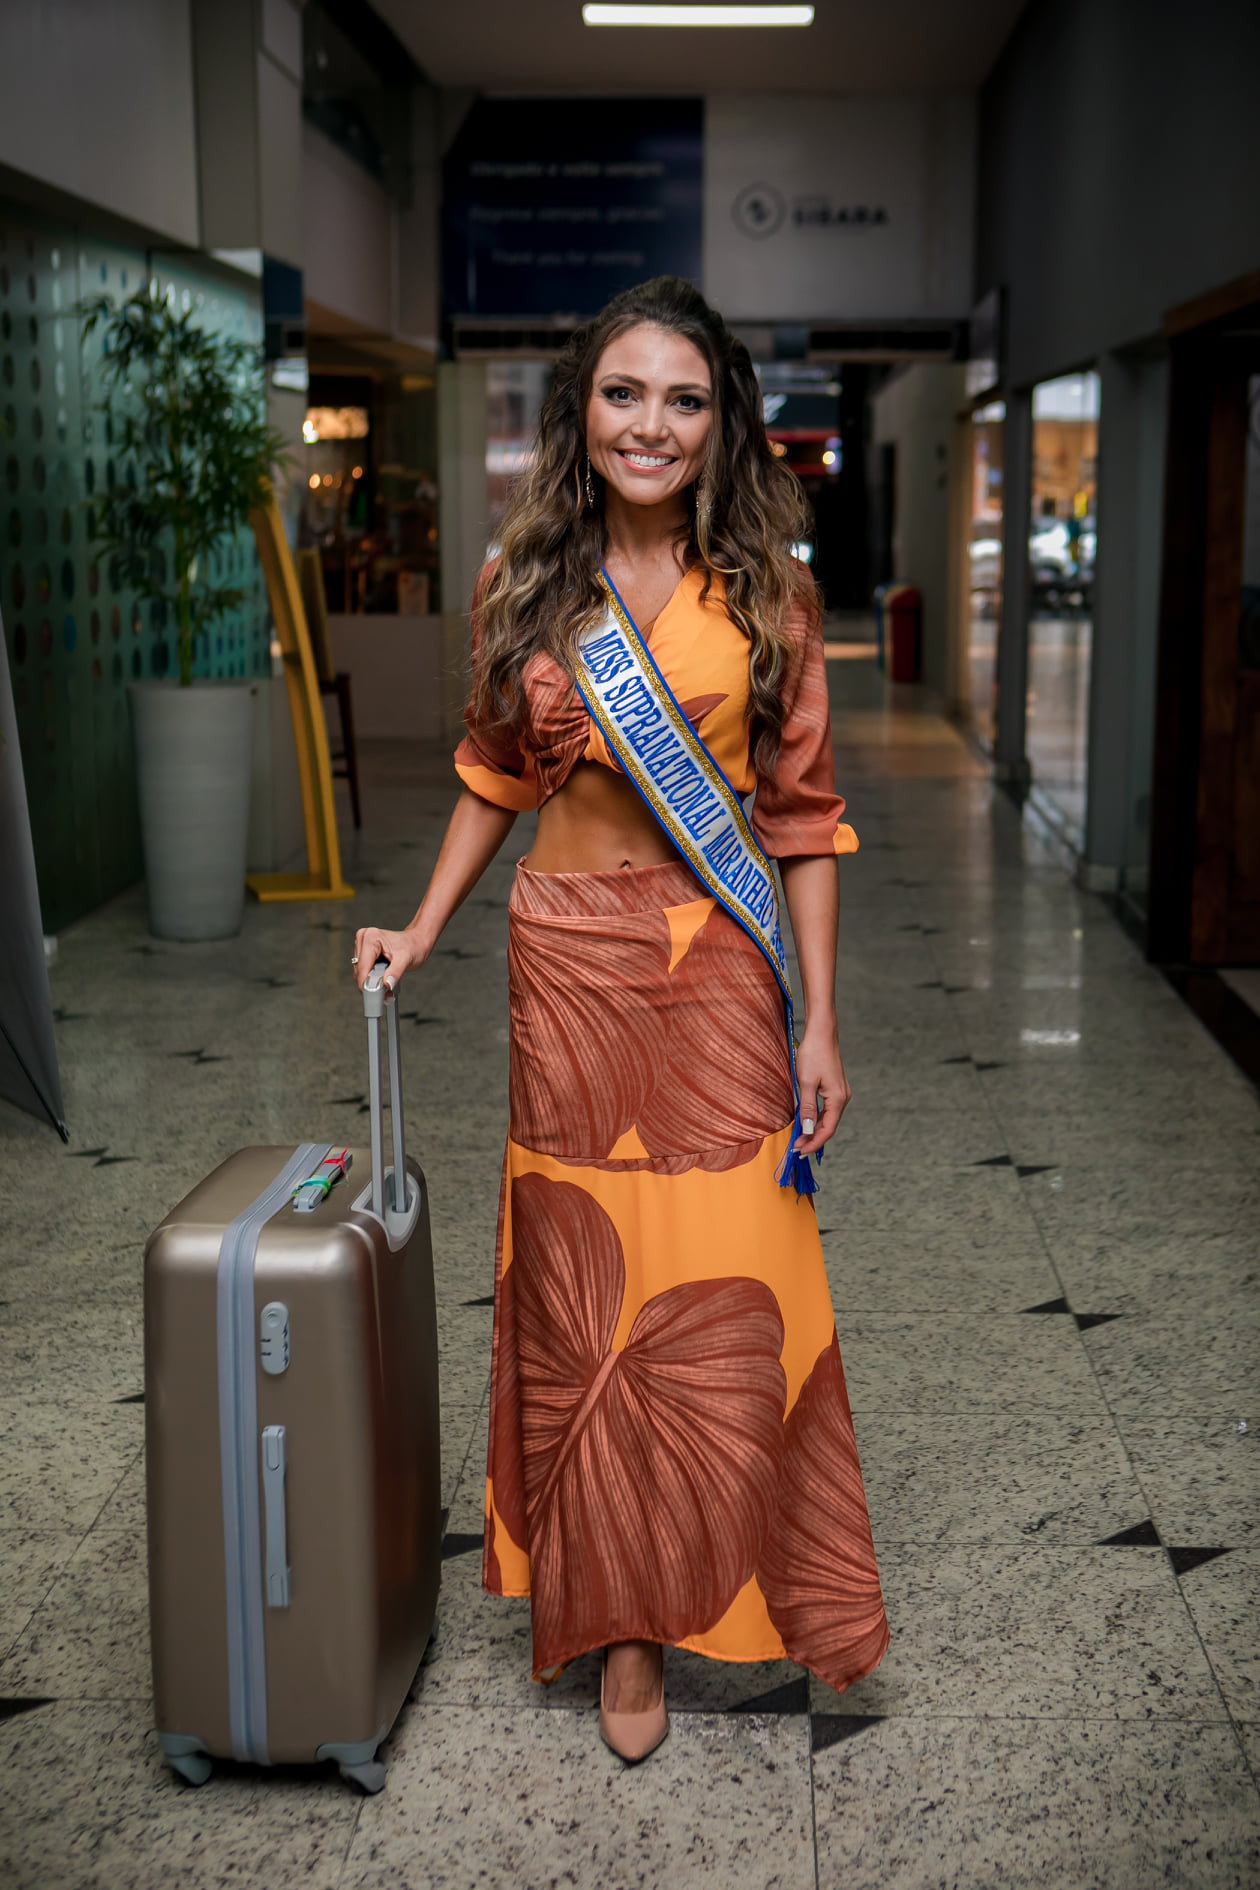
574, 569, 817, 1197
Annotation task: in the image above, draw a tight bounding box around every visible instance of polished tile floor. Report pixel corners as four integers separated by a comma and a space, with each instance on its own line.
2, 660, 1258, 1889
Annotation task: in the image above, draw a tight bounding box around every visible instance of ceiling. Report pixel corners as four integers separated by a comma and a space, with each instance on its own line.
373, 0, 1029, 96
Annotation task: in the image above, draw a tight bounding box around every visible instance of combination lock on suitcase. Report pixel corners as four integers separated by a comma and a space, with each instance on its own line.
143, 964, 441, 1793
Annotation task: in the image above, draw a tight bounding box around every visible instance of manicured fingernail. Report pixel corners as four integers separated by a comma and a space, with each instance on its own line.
801, 1118, 816, 1135
384, 975, 395, 992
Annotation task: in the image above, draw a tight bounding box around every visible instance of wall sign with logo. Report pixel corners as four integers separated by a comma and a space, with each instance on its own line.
733, 186, 891, 239
442, 99, 703, 321
705, 94, 975, 325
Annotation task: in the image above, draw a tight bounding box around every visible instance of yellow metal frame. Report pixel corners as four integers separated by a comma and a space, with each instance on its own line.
245, 493, 354, 904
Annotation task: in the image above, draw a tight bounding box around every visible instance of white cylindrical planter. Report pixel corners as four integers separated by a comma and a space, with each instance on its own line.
130, 680, 257, 941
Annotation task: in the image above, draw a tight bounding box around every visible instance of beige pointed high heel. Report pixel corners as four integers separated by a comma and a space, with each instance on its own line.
599, 1644, 669, 1764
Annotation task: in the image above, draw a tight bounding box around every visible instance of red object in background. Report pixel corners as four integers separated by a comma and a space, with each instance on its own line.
766, 428, 835, 476
884, 585, 922, 683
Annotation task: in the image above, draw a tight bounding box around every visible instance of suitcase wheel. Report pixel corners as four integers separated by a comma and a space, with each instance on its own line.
159, 1734, 212, 1788
317, 1736, 388, 1795
338, 1758, 386, 1795
171, 1751, 212, 1787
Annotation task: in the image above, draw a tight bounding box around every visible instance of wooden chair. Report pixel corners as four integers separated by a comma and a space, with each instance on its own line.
298, 548, 362, 830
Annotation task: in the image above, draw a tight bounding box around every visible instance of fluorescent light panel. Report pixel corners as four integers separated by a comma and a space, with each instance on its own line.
583, 5, 814, 25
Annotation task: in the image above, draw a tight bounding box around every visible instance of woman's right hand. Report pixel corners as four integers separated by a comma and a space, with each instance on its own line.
352, 925, 427, 995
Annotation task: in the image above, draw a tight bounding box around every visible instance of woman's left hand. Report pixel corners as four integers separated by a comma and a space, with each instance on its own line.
794, 1021, 851, 1157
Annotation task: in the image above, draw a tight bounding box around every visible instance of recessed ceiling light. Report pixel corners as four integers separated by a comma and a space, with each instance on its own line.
583, 4, 814, 25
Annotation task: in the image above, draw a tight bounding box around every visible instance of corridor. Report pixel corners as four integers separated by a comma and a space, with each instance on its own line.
2, 659, 1258, 1889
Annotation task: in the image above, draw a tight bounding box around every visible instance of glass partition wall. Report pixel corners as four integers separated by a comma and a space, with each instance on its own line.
1026, 371, 1100, 845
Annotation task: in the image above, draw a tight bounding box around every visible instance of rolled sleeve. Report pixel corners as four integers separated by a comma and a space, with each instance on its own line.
454, 741, 539, 811
751, 603, 858, 860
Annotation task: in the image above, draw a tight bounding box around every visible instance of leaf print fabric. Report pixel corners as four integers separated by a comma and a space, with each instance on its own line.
507, 861, 793, 1168
483, 857, 890, 1698
506, 879, 671, 1161
494, 1174, 788, 1673
757, 1333, 892, 1691
636, 911, 793, 1159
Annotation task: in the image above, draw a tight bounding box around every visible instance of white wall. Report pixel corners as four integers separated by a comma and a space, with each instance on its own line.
705, 94, 975, 323
0, 0, 199, 244
870, 362, 969, 694
302, 123, 393, 332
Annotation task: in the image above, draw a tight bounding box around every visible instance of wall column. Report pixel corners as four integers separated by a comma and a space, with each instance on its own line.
437, 358, 490, 740
192, 0, 306, 869
1080, 351, 1168, 891
192, 0, 305, 446
994, 386, 1032, 782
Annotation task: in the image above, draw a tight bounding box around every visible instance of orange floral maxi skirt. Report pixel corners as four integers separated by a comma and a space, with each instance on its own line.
482, 858, 891, 1694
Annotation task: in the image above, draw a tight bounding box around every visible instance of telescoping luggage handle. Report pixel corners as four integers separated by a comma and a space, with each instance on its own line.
357, 959, 422, 1249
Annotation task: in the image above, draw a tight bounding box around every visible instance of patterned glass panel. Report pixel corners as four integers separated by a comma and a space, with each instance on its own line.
0, 204, 270, 932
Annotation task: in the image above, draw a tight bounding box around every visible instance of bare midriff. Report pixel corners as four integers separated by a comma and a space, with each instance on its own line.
522, 760, 684, 874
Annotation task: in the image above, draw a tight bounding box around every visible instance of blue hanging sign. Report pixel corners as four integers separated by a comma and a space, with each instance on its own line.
442, 98, 703, 321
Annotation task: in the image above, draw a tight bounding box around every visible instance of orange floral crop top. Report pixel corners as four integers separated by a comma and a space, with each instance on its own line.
453, 562, 858, 860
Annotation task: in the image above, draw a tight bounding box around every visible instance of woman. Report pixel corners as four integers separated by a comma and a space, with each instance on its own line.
353, 276, 889, 1764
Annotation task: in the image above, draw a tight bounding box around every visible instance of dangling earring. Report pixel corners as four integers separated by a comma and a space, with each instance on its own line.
695, 476, 714, 531
585, 453, 595, 510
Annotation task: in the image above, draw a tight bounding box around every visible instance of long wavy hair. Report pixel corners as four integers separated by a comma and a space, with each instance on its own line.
474, 275, 817, 775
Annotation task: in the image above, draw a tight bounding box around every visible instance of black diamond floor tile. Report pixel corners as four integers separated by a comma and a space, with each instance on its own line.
441, 1532, 485, 1561
811, 1713, 884, 1754
729, 1677, 809, 1715
1167, 1545, 1235, 1576
1098, 1520, 1162, 1547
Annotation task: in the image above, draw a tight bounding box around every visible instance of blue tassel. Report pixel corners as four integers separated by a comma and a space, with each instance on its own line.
775, 1113, 819, 1198
786, 1150, 819, 1198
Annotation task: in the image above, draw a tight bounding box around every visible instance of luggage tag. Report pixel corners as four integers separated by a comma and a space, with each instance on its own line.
290, 1147, 353, 1212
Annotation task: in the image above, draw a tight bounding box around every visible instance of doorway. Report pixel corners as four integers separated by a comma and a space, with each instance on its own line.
1148, 272, 1260, 966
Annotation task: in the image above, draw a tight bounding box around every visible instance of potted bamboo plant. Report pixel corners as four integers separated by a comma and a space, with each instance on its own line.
82, 286, 289, 940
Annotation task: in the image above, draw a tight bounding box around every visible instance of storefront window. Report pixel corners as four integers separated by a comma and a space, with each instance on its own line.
299, 372, 438, 616
966, 400, 1004, 750
1026, 370, 1100, 845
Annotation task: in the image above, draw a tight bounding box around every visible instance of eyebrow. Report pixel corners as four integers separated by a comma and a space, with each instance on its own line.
597, 372, 711, 394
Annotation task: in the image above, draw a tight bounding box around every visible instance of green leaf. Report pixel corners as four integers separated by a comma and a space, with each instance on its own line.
78, 287, 291, 685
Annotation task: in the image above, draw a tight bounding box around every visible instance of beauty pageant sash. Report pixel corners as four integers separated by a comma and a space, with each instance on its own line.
574, 569, 817, 1197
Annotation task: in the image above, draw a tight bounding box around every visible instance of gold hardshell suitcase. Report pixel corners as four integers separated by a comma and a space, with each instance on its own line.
143, 965, 440, 1792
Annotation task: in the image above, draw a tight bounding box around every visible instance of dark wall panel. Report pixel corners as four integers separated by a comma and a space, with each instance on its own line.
977, 0, 1260, 387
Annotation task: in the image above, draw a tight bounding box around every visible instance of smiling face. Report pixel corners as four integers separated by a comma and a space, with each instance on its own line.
584, 323, 715, 513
